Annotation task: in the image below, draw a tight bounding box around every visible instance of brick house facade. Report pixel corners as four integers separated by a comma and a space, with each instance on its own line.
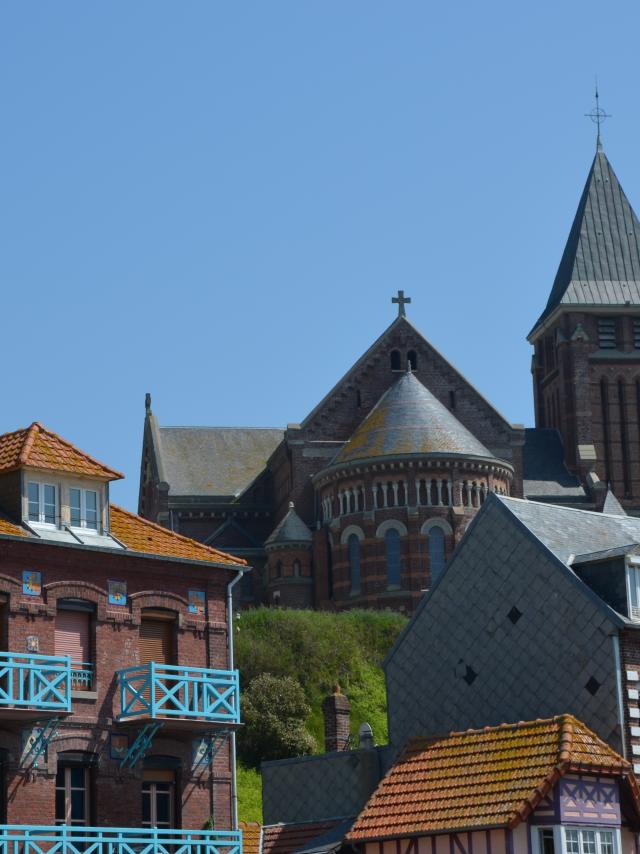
0, 423, 244, 852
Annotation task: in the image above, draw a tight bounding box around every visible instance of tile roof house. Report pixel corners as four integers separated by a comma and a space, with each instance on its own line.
0, 421, 245, 839
346, 716, 640, 854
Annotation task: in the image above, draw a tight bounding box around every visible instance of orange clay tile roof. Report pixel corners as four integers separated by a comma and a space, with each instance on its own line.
346, 715, 638, 842
0, 423, 123, 480
262, 821, 342, 854
109, 504, 246, 567
239, 823, 262, 854
0, 515, 26, 537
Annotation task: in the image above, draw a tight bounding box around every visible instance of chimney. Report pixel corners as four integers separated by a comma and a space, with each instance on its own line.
322, 685, 351, 752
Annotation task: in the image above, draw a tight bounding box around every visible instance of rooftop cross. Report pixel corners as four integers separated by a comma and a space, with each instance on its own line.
584, 83, 611, 150
392, 289, 411, 317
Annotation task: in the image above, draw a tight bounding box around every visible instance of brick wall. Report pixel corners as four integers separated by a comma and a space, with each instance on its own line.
0, 537, 235, 830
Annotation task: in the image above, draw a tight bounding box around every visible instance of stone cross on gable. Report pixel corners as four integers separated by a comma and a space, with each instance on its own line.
392, 290, 411, 317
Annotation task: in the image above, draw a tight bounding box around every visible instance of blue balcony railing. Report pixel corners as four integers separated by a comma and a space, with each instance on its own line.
0, 826, 242, 854
0, 652, 71, 712
70, 662, 94, 692
117, 662, 240, 724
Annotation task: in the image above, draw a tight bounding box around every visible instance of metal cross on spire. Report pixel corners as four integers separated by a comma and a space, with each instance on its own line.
392, 289, 411, 317
584, 83, 611, 150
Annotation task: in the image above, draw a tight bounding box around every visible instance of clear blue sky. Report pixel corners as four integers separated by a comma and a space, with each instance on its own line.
2, 2, 639, 510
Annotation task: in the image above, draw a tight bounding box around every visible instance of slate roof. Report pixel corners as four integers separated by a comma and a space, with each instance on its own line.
603, 488, 627, 516
346, 715, 635, 841
498, 495, 640, 565
331, 371, 496, 467
531, 146, 640, 336
0, 423, 123, 480
265, 502, 312, 547
158, 427, 284, 498
522, 428, 587, 502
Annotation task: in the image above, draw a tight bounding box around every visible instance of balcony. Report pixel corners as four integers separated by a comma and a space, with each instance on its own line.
117, 663, 240, 726
0, 826, 242, 854
0, 652, 71, 716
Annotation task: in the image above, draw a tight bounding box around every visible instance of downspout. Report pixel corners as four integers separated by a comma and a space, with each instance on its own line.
227, 567, 247, 830
612, 633, 628, 759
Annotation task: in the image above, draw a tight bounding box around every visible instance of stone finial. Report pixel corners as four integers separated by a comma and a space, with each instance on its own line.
145, 393, 152, 415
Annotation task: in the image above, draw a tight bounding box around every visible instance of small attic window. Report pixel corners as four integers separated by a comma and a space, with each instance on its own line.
28, 482, 57, 526
407, 350, 417, 371
69, 488, 99, 531
390, 350, 402, 371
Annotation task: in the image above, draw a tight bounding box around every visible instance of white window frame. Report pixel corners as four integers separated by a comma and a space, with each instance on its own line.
626, 559, 640, 621
531, 825, 620, 854
27, 481, 58, 527
69, 487, 100, 532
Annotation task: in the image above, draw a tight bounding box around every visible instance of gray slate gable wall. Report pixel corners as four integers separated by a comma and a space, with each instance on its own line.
385, 498, 622, 754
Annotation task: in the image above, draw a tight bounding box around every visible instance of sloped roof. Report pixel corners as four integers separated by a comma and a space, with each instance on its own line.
603, 488, 627, 516
497, 495, 640, 565
522, 428, 587, 502
265, 502, 312, 548
0, 515, 26, 537
109, 504, 246, 566
331, 370, 495, 467
346, 715, 635, 841
262, 820, 344, 854
158, 427, 284, 497
531, 146, 640, 337
238, 823, 262, 854
0, 423, 123, 480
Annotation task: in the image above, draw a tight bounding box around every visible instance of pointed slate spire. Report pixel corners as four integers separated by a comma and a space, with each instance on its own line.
530, 148, 640, 337
265, 501, 312, 547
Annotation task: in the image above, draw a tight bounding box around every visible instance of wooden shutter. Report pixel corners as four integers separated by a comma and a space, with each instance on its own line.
139, 619, 174, 665
55, 611, 90, 664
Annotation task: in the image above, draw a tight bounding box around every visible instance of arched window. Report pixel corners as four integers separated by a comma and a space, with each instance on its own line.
385, 528, 401, 587
390, 350, 401, 371
407, 350, 417, 371
428, 526, 446, 583
275, 560, 283, 578
292, 560, 301, 577
348, 534, 361, 594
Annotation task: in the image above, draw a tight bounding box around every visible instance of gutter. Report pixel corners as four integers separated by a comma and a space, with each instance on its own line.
226, 565, 248, 830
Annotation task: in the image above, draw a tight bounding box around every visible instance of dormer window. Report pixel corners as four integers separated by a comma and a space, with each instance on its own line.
70, 488, 99, 531
28, 482, 57, 526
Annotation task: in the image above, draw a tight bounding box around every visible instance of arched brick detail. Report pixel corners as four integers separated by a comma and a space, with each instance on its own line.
45, 581, 107, 619
0, 573, 25, 613
130, 591, 189, 626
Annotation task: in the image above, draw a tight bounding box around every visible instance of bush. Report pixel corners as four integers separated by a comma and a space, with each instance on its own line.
238, 673, 316, 766
235, 608, 407, 754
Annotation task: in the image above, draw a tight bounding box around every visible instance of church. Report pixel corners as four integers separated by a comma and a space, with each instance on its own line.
138, 138, 640, 613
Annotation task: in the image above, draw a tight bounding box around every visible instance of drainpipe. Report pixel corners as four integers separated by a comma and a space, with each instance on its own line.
227, 567, 246, 830
612, 633, 628, 759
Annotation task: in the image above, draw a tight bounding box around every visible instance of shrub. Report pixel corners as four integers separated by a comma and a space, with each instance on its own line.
238, 673, 316, 765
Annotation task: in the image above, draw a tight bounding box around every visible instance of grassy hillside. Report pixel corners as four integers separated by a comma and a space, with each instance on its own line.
234, 607, 407, 823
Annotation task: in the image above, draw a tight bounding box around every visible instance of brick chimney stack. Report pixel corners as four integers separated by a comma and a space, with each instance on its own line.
322, 684, 351, 752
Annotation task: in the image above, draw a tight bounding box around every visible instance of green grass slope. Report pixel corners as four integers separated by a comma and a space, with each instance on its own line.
234, 607, 407, 823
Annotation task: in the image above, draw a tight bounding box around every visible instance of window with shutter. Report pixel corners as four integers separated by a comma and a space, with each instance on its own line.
55, 610, 92, 690
139, 618, 175, 666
